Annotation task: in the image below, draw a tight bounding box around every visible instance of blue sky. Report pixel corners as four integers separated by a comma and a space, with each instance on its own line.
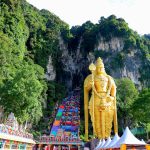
27, 0, 150, 35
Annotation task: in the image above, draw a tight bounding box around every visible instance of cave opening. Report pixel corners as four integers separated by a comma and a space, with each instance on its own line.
72, 74, 82, 90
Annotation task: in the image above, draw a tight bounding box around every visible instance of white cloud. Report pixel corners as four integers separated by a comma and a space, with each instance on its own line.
26, 0, 150, 35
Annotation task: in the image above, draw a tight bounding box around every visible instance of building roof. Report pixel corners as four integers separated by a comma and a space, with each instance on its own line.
0, 132, 35, 144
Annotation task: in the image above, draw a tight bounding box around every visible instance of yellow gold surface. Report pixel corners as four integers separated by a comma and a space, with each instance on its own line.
84, 57, 118, 140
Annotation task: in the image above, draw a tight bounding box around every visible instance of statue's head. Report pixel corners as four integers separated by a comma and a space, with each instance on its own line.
95, 57, 106, 74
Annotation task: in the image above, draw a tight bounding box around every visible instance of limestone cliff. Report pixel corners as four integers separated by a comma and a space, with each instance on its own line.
53, 36, 145, 90
51, 17, 150, 90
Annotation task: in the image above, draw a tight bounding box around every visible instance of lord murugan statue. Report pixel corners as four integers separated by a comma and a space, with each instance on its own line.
84, 57, 118, 141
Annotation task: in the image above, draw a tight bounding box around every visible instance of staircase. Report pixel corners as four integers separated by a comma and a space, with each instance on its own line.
50, 92, 80, 142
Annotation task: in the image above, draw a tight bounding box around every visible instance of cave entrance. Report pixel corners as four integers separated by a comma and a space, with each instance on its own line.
72, 74, 82, 90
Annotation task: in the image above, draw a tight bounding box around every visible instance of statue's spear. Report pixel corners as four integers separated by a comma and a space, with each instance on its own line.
89, 63, 96, 137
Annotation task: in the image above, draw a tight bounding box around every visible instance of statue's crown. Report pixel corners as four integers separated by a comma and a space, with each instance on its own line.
96, 57, 104, 68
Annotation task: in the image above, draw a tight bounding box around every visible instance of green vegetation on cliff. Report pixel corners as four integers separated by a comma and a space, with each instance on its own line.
23, 4, 70, 69
69, 15, 150, 86
0, 0, 68, 127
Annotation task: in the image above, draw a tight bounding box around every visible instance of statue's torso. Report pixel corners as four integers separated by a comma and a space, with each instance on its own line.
94, 74, 108, 93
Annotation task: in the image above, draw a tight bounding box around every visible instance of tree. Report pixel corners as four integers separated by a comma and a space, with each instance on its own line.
0, 33, 22, 86
116, 78, 138, 129
0, 62, 46, 124
132, 88, 150, 139
132, 88, 150, 124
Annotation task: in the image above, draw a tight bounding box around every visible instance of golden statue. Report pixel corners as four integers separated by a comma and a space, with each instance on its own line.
84, 57, 118, 141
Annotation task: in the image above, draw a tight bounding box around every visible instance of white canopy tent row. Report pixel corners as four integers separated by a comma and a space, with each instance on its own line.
94, 134, 120, 150
95, 127, 150, 150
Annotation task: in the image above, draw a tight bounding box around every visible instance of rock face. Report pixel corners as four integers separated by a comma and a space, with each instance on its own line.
49, 36, 146, 91
97, 37, 124, 52
45, 56, 56, 81
110, 52, 142, 88
56, 37, 87, 90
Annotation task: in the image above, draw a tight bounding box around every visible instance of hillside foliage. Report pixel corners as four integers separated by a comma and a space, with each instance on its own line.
0, 0, 68, 126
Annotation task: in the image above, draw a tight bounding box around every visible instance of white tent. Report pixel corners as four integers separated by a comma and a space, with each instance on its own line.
101, 137, 111, 149
105, 134, 120, 148
113, 127, 145, 148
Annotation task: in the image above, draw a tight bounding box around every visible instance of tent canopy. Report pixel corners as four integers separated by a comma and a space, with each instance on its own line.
113, 127, 145, 148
